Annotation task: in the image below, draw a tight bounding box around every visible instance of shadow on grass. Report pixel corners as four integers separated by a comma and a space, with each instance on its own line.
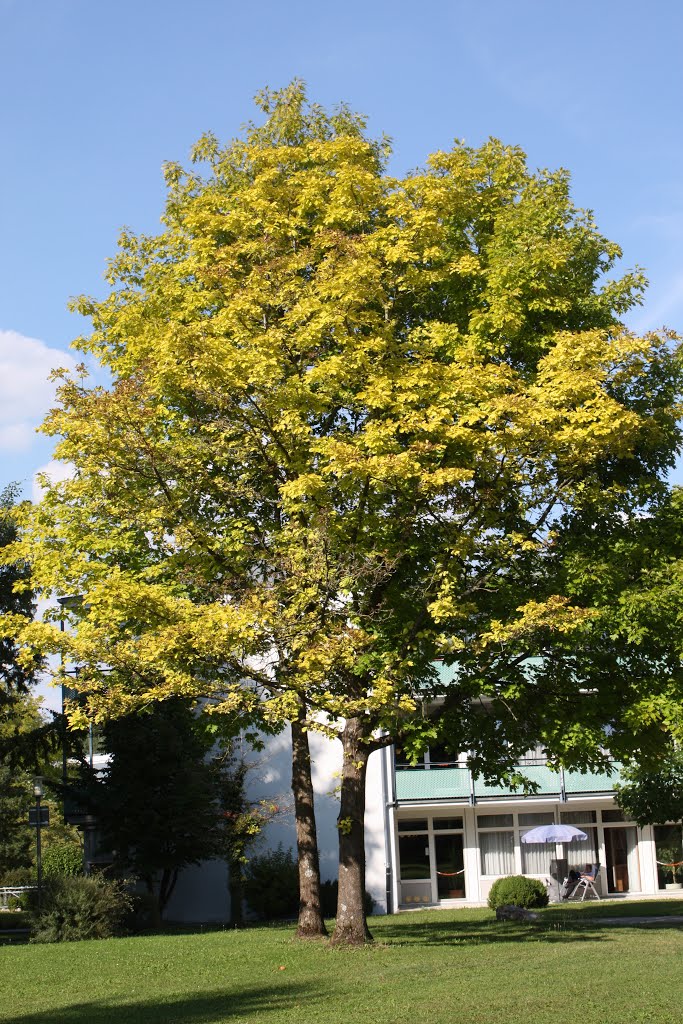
375, 903, 683, 948
7, 981, 316, 1024
375, 916, 612, 947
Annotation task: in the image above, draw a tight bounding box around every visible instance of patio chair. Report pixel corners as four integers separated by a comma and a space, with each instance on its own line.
571, 864, 601, 901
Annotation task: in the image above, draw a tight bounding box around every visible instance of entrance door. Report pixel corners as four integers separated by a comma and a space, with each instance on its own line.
434, 833, 466, 900
604, 827, 640, 893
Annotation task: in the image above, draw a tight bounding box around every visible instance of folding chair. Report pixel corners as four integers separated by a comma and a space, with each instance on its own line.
571, 863, 601, 901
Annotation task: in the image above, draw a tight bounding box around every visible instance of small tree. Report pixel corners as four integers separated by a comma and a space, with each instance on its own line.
80, 699, 222, 921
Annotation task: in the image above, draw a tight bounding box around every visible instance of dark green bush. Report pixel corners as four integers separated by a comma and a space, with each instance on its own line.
319, 879, 375, 918
243, 846, 377, 921
26, 875, 133, 943
243, 845, 299, 920
487, 875, 549, 911
126, 890, 161, 933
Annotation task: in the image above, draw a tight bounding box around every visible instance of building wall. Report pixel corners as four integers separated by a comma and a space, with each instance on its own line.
390, 794, 677, 907
167, 736, 682, 922
167, 727, 389, 922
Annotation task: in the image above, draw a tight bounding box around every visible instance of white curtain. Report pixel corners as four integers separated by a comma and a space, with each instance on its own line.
521, 842, 550, 874
480, 831, 514, 875
566, 828, 598, 872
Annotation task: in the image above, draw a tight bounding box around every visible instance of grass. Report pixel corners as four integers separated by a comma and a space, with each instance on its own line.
0, 901, 682, 1024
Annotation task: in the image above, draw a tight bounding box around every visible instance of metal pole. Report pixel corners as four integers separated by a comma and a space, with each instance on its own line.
35, 792, 42, 912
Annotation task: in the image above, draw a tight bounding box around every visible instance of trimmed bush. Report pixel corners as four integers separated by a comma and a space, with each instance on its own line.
26, 875, 133, 943
487, 875, 549, 911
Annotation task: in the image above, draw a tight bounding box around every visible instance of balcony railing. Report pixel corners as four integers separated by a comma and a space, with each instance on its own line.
394, 759, 621, 803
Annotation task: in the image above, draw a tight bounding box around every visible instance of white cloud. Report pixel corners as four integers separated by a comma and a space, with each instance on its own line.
32, 459, 75, 502
0, 329, 77, 454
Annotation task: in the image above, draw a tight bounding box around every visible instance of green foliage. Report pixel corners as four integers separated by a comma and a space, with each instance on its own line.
26, 874, 133, 943
42, 841, 83, 878
616, 749, 683, 827
242, 849, 375, 921
0, 484, 37, 710
243, 845, 299, 920
6, 82, 683, 774
213, 746, 281, 926
487, 875, 549, 910
5, 82, 683, 939
0, 766, 33, 875
0, 865, 34, 887
76, 699, 222, 918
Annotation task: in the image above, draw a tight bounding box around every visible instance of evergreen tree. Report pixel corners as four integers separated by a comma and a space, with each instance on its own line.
81, 700, 222, 920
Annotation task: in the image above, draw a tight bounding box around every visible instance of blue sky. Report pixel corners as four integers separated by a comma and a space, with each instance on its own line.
2, 0, 683, 495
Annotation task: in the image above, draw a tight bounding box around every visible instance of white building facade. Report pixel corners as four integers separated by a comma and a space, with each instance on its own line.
169, 730, 682, 921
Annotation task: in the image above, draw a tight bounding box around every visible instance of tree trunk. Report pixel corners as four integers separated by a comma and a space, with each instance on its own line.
158, 867, 178, 917
330, 717, 373, 945
291, 713, 328, 938
228, 865, 244, 927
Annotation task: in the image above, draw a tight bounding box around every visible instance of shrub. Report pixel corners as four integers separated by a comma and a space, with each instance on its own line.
126, 890, 161, 933
319, 879, 375, 918
487, 875, 549, 911
244, 845, 299, 920
243, 847, 377, 921
42, 842, 83, 879
0, 866, 34, 887
26, 875, 133, 943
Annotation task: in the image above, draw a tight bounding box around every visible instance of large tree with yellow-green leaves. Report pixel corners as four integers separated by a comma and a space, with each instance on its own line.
6, 81, 683, 943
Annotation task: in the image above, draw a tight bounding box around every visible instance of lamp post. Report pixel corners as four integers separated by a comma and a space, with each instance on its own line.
33, 778, 44, 910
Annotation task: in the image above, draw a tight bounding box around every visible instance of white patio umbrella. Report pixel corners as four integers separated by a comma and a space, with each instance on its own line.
520, 824, 588, 902
520, 824, 587, 845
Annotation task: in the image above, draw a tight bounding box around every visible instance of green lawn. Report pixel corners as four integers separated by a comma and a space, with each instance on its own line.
1, 902, 682, 1024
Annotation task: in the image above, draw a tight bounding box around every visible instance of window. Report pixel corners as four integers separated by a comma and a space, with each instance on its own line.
601, 809, 626, 823
433, 817, 464, 831
398, 835, 431, 880
426, 744, 454, 767
654, 824, 683, 890
479, 830, 514, 875
560, 810, 597, 824
519, 813, 555, 874
518, 812, 554, 827
478, 813, 513, 828
398, 818, 428, 833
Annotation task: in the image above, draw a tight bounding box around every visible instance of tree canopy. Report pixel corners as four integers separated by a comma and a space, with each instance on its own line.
4, 81, 683, 942
616, 747, 683, 827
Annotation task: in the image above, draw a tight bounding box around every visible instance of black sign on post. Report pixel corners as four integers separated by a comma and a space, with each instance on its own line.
28, 807, 50, 827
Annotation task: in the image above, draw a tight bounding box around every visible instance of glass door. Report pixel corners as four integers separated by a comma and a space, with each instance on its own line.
398, 828, 432, 905
604, 827, 640, 893
434, 833, 466, 900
